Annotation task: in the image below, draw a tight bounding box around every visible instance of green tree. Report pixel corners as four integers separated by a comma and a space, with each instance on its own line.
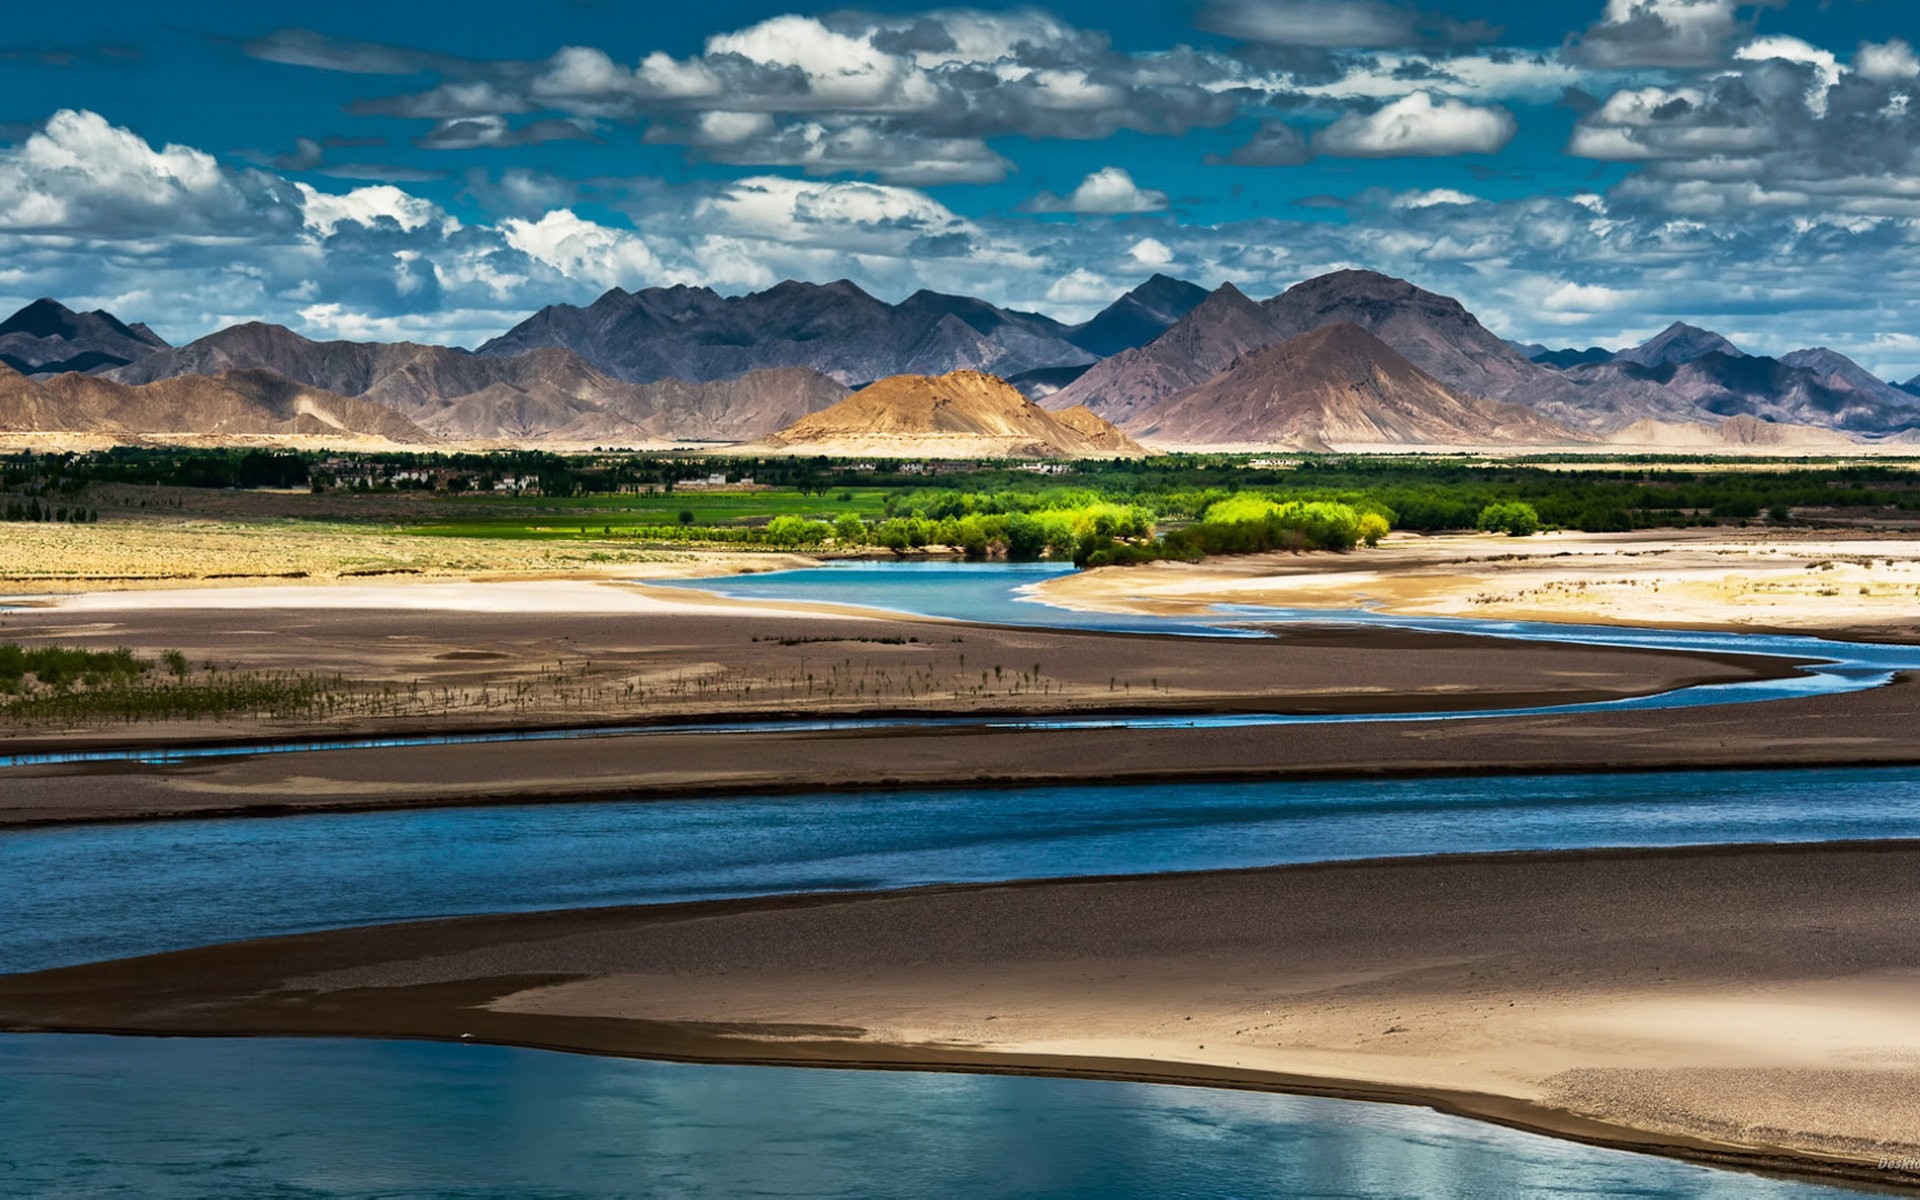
1476, 501, 1540, 537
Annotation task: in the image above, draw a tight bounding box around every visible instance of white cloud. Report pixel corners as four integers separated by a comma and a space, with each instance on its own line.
1855, 39, 1920, 82
1294, 54, 1582, 104
0, 109, 294, 236
297, 183, 448, 237
697, 176, 977, 254
704, 16, 907, 107
1541, 282, 1634, 312
1129, 237, 1175, 266
1316, 92, 1517, 157
1027, 167, 1169, 214
691, 112, 776, 145
1392, 188, 1481, 208
499, 209, 664, 290
1045, 268, 1115, 306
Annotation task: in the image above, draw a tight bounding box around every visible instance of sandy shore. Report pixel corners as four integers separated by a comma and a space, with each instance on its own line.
0, 577, 1812, 828
4, 842, 1915, 1191
1037, 528, 1920, 641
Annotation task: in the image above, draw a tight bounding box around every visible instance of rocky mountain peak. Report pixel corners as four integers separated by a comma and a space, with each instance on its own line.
1616, 322, 1745, 369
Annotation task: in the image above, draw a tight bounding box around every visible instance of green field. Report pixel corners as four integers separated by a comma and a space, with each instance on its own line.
404, 488, 894, 540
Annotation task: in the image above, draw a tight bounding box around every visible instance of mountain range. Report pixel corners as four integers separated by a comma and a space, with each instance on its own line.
476, 275, 1209, 387
97, 321, 848, 444
1049, 274, 1918, 443
3, 272, 1916, 451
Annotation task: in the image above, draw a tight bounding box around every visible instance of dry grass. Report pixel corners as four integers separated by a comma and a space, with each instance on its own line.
0, 519, 695, 590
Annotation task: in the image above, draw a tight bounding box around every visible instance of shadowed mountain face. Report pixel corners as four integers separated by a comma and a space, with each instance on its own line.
1064, 274, 1211, 358
1531, 347, 1616, 369
103, 323, 846, 443
0, 298, 169, 377
1126, 324, 1581, 449
1652, 351, 1920, 433
476, 277, 1204, 388
764, 369, 1146, 458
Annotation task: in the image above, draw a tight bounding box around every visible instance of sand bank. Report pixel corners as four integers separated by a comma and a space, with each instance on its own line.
0, 586, 1812, 826
4, 843, 1915, 1191
1036, 528, 1920, 641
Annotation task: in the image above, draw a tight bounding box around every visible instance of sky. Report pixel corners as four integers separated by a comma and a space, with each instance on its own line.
4, 0, 1920, 377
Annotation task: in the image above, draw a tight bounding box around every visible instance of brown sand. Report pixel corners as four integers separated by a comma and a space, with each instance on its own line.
0, 580, 1810, 827
1038, 528, 1920, 642
4, 843, 1916, 1191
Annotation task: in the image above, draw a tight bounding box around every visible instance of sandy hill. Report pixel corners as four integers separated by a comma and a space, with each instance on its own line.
1126, 324, 1583, 449
762, 370, 1148, 458
1, 366, 429, 443
1608, 415, 1858, 450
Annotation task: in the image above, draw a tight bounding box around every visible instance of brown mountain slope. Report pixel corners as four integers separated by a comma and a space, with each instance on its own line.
1127, 324, 1585, 449
601, 368, 851, 443
13, 369, 430, 442
0, 362, 69, 431
763, 370, 1147, 458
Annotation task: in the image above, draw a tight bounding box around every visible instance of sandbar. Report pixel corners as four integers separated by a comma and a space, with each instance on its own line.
4, 843, 1915, 1192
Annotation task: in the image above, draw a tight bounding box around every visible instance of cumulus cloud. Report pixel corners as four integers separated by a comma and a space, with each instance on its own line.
1315, 92, 1517, 157
1570, 49, 1920, 218
1856, 39, 1920, 82
1198, 0, 1498, 50
499, 209, 663, 291
1562, 0, 1783, 69
1129, 237, 1176, 266
296, 183, 450, 236
0, 108, 299, 236
1025, 167, 1170, 214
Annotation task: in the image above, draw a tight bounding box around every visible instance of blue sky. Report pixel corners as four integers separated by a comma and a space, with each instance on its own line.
4, 1, 1920, 377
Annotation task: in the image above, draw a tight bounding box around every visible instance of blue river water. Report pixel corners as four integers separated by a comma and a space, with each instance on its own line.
8, 768, 1920, 975
0, 1035, 1849, 1199
2, 561, 1909, 1196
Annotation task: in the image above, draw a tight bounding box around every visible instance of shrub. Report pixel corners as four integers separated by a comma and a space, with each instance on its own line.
1476, 501, 1540, 537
